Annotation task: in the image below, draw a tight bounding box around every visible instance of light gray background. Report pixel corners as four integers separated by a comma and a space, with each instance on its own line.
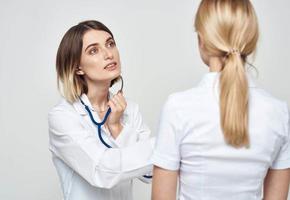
0, 0, 289, 199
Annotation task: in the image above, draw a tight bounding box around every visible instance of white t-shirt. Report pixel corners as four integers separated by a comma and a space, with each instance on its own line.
152, 72, 290, 200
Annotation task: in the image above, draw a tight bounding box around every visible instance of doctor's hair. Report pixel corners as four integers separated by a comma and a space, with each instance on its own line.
195, 0, 259, 148
56, 20, 120, 103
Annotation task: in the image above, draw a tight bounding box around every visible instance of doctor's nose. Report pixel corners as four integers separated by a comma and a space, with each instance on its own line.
103, 48, 113, 60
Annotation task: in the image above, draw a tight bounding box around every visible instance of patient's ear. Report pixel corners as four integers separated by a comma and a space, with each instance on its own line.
197, 34, 210, 66
198, 34, 205, 50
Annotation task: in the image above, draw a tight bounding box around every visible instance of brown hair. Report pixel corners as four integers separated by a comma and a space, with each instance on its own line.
56, 20, 119, 103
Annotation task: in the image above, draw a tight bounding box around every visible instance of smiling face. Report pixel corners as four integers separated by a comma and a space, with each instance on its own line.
76, 30, 121, 84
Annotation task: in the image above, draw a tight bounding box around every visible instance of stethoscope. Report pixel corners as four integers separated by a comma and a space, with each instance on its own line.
79, 76, 152, 179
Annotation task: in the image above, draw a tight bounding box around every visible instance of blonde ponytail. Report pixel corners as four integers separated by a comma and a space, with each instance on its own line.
220, 52, 249, 147
195, 0, 259, 147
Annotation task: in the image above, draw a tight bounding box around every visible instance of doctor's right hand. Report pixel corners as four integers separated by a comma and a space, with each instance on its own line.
107, 92, 127, 138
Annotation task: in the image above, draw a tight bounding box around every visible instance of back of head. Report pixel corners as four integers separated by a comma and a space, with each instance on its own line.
194, 0, 259, 147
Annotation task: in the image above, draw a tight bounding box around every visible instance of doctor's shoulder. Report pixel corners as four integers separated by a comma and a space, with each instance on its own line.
48, 98, 76, 116
47, 98, 83, 133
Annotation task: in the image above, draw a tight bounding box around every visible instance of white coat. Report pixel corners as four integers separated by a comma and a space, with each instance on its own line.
48, 94, 154, 200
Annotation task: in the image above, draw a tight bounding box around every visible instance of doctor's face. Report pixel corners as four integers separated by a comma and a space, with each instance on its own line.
77, 30, 121, 83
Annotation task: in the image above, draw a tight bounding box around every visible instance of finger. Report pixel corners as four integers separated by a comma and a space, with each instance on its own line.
113, 97, 124, 111
113, 94, 126, 109
117, 90, 123, 94
117, 91, 125, 100
108, 100, 117, 112
111, 96, 123, 111
116, 93, 127, 108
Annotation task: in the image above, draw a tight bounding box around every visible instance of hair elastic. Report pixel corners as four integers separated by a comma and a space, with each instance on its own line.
226, 49, 241, 56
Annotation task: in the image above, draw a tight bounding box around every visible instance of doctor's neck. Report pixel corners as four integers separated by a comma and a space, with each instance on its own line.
86, 81, 110, 110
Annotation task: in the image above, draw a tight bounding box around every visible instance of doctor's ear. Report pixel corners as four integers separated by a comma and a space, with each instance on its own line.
76, 66, 85, 75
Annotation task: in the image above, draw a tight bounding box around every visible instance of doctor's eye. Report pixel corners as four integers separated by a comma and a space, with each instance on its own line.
89, 47, 98, 55
107, 40, 116, 48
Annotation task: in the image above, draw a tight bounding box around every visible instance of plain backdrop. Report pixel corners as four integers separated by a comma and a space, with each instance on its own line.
0, 0, 289, 199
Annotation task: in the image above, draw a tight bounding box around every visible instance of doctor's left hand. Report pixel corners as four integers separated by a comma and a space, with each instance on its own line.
107, 92, 127, 138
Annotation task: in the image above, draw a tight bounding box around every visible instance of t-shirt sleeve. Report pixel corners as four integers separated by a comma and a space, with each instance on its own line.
271, 105, 290, 169
151, 96, 181, 171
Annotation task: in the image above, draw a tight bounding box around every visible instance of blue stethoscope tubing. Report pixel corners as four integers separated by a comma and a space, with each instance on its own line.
80, 98, 112, 148
79, 76, 152, 179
